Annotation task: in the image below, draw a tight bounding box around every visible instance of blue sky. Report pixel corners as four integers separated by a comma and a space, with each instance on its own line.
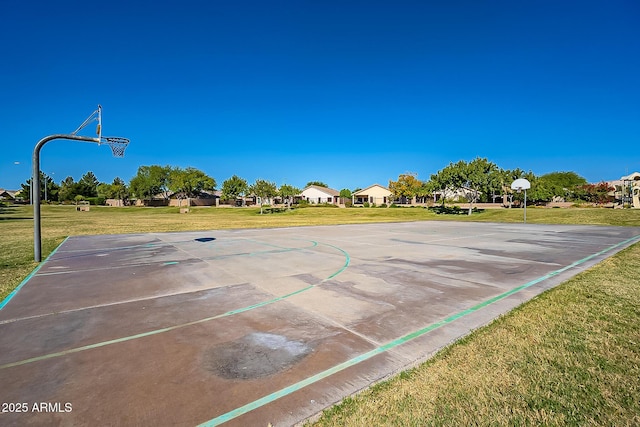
1, 0, 638, 191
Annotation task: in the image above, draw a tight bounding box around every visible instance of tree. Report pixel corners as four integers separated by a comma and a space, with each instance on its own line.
168, 167, 216, 199
517, 171, 547, 205
20, 171, 59, 203
251, 179, 277, 214
58, 176, 80, 202
537, 171, 587, 202
415, 180, 431, 204
306, 181, 328, 188
462, 158, 500, 214
427, 158, 500, 214
279, 184, 300, 210
426, 162, 463, 207
499, 168, 526, 206
97, 177, 130, 205
129, 165, 171, 201
389, 173, 422, 204
575, 182, 614, 204
111, 177, 129, 204
221, 175, 248, 205
339, 188, 352, 198
79, 172, 100, 198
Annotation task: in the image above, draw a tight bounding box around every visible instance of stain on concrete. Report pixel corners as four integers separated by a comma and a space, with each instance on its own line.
203, 332, 312, 379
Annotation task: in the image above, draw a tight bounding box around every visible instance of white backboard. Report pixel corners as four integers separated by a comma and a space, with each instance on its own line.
511, 178, 531, 190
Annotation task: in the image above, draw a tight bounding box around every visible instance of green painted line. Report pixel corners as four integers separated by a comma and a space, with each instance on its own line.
320, 242, 351, 280
0, 240, 348, 371
0, 284, 317, 370
198, 233, 640, 426
0, 237, 69, 311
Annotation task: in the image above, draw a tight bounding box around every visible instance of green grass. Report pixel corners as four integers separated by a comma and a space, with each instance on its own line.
2, 204, 640, 425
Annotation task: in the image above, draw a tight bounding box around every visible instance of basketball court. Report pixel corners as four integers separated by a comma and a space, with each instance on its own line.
1, 221, 639, 426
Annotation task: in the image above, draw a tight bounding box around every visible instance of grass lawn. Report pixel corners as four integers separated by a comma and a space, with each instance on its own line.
2, 204, 640, 425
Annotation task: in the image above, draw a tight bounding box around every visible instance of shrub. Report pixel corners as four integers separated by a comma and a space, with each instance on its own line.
379, 203, 387, 208
86, 197, 106, 206
363, 202, 370, 208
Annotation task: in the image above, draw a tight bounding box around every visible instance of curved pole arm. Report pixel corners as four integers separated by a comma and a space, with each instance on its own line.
32, 134, 100, 262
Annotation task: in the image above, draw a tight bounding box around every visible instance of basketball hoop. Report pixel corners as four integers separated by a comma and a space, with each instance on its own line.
101, 136, 130, 158
510, 178, 531, 223
32, 104, 130, 262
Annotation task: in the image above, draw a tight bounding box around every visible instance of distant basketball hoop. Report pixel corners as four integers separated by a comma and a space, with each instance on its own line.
32, 105, 130, 262
511, 178, 531, 223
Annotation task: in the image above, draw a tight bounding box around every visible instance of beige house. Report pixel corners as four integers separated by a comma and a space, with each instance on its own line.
300, 185, 340, 204
0, 189, 18, 202
353, 184, 392, 206
610, 172, 640, 208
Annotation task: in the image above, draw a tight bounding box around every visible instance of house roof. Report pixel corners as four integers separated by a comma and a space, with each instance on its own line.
620, 172, 640, 181
353, 184, 390, 195
301, 185, 340, 196
0, 189, 18, 199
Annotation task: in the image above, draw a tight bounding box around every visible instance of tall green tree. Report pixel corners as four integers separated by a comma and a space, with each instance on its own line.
168, 167, 216, 199
537, 171, 587, 202
129, 165, 171, 201
306, 181, 328, 188
221, 175, 248, 205
250, 179, 277, 214
427, 158, 500, 214
462, 158, 500, 213
58, 176, 80, 201
79, 172, 100, 197
20, 172, 59, 203
426, 162, 463, 207
111, 177, 129, 203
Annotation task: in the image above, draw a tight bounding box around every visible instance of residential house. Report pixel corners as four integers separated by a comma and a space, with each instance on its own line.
353, 184, 392, 206
300, 185, 340, 204
0, 189, 17, 202
609, 172, 640, 208
168, 190, 220, 207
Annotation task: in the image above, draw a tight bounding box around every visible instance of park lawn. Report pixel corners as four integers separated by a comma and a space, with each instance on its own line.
1, 204, 640, 425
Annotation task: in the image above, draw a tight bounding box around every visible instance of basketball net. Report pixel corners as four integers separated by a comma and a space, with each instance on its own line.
102, 137, 129, 158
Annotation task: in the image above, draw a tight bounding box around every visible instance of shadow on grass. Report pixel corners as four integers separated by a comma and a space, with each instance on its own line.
428, 206, 485, 215
0, 205, 32, 220
260, 207, 296, 214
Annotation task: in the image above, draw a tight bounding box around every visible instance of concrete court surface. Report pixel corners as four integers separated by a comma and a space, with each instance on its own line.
1, 221, 639, 426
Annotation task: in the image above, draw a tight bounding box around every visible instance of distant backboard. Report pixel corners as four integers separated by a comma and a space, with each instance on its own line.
511, 178, 531, 191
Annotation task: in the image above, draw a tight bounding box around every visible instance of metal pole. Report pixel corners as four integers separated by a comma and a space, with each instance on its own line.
33, 134, 99, 262
524, 189, 527, 223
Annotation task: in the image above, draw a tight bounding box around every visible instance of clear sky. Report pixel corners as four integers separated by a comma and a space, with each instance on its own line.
1, 0, 638, 191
